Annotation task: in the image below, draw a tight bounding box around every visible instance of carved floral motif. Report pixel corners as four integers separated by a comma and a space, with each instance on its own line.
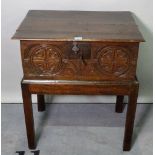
24, 44, 63, 75
97, 46, 130, 76
23, 44, 133, 79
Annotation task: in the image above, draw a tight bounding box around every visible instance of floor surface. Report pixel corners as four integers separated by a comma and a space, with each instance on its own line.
1, 103, 153, 155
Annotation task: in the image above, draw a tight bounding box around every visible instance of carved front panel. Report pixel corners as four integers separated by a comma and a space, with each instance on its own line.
21, 41, 139, 81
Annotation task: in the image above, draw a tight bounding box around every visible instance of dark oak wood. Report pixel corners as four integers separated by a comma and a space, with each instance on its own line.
12, 10, 144, 151
21, 83, 36, 149
115, 95, 124, 113
20, 40, 139, 81
21, 78, 139, 151
12, 10, 144, 42
123, 81, 139, 151
25, 80, 131, 95
37, 94, 45, 111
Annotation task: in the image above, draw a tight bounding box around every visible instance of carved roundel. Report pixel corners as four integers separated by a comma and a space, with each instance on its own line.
26, 44, 63, 75
97, 46, 130, 76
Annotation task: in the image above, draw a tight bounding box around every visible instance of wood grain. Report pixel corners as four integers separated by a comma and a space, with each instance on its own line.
20, 40, 139, 81
12, 10, 144, 42
13, 11, 143, 151
21, 83, 36, 149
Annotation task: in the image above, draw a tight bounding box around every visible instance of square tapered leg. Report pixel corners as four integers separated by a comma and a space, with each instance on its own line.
123, 82, 139, 151
21, 82, 36, 149
115, 95, 124, 113
37, 94, 46, 112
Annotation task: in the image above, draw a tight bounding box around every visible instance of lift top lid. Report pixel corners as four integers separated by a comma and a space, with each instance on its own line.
12, 10, 144, 42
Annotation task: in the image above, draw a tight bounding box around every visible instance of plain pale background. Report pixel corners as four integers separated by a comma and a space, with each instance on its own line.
1, 0, 153, 103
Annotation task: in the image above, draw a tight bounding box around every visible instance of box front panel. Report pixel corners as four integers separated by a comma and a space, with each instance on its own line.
20, 40, 139, 81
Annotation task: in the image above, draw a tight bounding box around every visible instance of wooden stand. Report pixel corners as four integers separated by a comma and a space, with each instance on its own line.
12, 10, 143, 152
21, 77, 139, 151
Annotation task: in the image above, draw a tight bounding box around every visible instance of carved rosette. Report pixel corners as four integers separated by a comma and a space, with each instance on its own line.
24, 44, 63, 75
97, 46, 130, 76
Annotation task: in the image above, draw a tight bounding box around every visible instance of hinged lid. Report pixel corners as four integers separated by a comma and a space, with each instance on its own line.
12, 10, 144, 42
